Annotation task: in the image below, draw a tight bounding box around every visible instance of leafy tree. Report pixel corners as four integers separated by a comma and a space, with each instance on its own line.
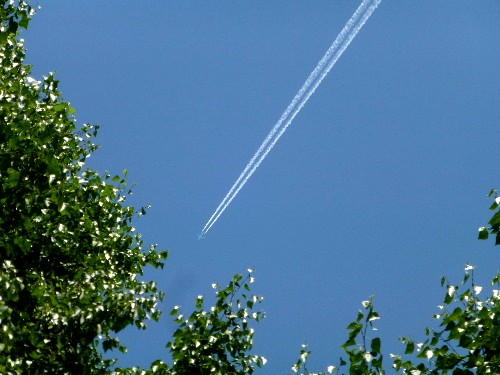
0, 1, 168, 373
0, 2, 265, 374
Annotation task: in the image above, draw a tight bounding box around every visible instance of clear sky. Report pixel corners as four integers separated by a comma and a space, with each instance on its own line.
25, 2, 500, 373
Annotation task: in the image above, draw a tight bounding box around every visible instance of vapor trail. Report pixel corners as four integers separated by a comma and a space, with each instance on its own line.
201, 0, 381, 235
200, 0, 372, 235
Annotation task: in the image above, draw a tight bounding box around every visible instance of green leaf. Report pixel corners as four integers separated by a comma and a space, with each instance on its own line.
341, 338, 356, 349
405, 340, 415, 354
19, 12, 30, 29
371, 337, 381, 353
489, 211, 500, 227
441, 276, 447, 287
448, 307, 462, 320
478, 227, 489, 240
6, 172, 20, 188
347, 322, 358, 330
54, 103, 66, 112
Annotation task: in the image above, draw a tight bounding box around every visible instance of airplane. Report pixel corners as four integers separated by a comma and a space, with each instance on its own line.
197, 233, 206, 240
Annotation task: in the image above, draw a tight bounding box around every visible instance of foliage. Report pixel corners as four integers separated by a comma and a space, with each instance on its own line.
288, 298, 384, 375
290, 264, 499, 375
1, 6, 265, 375
0, 1, 168, 373
166, 270, 266, 375
393, 264, 500, 374
290, 192, 499, 375
478, 188, 500, 245
337, 297, 383, 375
0, 0, 33, 42
111, 271, 266, 375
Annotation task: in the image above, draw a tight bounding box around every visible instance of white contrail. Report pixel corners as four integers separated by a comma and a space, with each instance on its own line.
201, 0, 382, 235
201, 0, 372, 234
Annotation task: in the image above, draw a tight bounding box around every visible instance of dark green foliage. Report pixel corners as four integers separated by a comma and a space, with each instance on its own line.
291, 264, 499, 375
288, 298, 384, 375
478, 189, 500, 245
0, 2, 168, 373
393, 264, 500, 374
110, 272, 266, 375
0, 5, 265, 375
166, 271, 266, 375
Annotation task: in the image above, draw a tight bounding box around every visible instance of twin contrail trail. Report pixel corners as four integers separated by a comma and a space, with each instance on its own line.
200, 0, 381, 236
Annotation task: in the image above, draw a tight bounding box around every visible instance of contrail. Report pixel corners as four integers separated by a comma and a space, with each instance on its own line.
201, 0, 372, 234
201, 0, 381, 235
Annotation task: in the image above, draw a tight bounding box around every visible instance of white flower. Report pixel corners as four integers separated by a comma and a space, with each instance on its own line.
327, 365, 336, 373
465, 264, 475, 271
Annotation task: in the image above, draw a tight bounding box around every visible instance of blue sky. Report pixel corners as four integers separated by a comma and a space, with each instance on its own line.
25, 2, 499, 373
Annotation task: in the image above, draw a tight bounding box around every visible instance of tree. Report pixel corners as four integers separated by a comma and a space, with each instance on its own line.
0, 1, 168, 372
0, 2, 265, 374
